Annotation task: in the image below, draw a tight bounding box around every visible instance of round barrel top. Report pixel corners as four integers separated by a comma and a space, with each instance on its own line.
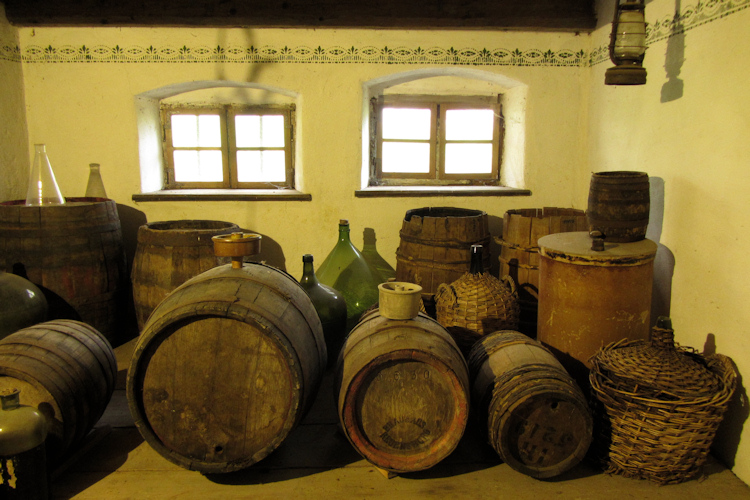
538, 231, 657, 266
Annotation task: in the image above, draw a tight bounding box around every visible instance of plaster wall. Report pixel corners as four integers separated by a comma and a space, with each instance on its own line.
588, 0, 750, 483
0, 4, 28, 202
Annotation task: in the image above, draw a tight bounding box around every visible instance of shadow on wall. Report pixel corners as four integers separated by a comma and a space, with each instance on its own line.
244, 229, 287, 272
661, 0, 686, 103
647, 177, 675, 324
706, 334, 748, 469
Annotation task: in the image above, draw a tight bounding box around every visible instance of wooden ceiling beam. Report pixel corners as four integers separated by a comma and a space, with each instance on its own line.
3, 0, 596, 31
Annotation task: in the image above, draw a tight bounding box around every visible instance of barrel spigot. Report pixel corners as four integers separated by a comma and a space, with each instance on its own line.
212, 232, 262, 269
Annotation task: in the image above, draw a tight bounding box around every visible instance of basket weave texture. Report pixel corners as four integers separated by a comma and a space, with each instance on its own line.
589, 323, 736, 484
435, 273, 520, 356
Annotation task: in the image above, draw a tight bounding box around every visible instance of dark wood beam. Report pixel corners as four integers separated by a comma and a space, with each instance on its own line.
3, 1, 596, 31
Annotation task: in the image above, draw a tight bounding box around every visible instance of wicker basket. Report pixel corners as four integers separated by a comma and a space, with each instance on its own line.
435, 272, 520, 356
589, 318, 736, 484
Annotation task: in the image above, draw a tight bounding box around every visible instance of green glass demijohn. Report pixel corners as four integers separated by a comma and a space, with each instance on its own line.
316, 220, 381, 332
299, 254, 348, 365
0, 272, 48, 340
0, 388, 49, 500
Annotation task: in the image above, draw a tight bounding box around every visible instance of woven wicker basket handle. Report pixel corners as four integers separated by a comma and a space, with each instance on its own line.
436, 283, 458, 307
502, 275, 518, 297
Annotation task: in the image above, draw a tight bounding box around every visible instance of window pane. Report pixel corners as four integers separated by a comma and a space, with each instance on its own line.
173, 150, 223, 182
445, 109, 494, 141
382, 108, 431, 140
382, 142, 430, 173
444, 143, 493, 174
237, 150, 286, 182
235, 115, 285, 148
171, 114, 221, 147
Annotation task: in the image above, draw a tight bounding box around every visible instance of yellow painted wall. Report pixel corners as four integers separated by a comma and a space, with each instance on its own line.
0, 4, 28, 202
2, 0, 750, 485
588, 0, 750, 482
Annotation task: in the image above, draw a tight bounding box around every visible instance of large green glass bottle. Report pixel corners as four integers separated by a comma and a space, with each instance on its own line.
316, 220, 381, 332
299, 254, 348, 365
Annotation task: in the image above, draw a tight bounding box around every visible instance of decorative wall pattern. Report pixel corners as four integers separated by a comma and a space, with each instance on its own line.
1, 0, 747, 66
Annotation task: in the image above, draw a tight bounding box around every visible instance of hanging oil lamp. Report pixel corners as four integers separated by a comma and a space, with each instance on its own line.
605, 0, 648, 85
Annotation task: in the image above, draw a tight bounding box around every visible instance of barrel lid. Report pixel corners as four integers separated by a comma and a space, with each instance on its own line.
538, 231, 657, 266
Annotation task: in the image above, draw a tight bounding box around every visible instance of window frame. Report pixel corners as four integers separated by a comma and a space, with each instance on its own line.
161, 103, 296, 190
370, 95, 504, 187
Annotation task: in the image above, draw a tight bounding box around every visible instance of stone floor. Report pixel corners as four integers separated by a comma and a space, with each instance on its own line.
48, 340, 750, 499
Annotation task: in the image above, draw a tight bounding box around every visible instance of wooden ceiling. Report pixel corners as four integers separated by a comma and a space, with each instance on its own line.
3, 0, 597, 31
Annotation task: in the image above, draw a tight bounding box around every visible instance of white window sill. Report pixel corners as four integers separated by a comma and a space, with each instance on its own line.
132, 189, 312, 202
354, 186, 531, 198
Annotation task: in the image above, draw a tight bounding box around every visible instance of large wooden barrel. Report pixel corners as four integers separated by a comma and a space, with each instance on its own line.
396, 207, 490, 298
495, 208, 587, 337
0, 320, 117, 462
587, 171, 650, 243
130, 219, 239, 331
335, 310, 469, 473
467, 330, 592, 479
0, 198, 127, 343
127, 262, 327, 474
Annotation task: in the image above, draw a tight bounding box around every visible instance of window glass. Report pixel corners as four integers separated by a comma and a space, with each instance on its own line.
237, 150, 286, 182
235, 115, 285, 148
382, 143, 431, 173
173, 150, 223, 182
444, 143, 493, 174
445, 109, 494, 141
171, 114, 221, 147
382, 108, 431, 140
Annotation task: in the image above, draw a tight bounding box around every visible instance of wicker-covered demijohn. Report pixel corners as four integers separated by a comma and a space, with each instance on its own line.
435, 245, 520, 356
589, 316, 736, 484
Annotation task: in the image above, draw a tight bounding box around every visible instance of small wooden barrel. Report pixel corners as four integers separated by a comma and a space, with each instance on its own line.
396, 207, 490, 297
468, 331, 592, 479
130, 219, 239, 331
587, 171, 650, 243
0, 198, 127, 343
0, 320, 117, 462
495, 208, 587, 337
335, 310, 469, 473
127, 262, 326, 474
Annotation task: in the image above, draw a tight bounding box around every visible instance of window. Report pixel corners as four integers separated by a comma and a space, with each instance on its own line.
370, 95, 503, 187
161, 104, 295, 189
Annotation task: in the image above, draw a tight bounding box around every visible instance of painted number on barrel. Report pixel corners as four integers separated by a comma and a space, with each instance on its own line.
382, 370, 430, 382
517, 422, 575, 465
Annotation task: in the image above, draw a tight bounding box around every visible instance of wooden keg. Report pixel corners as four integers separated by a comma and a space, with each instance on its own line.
0, 320, 117, 462
587, 171, 650, 243
537, 232, 657, 388
467, 331, 592, 479
396, 207, 490, 298
127, 261, 327, 474
495, 208, 587, 337
0, 198, 127, 343
130, 219, 239, 331
335, 310, 469, 473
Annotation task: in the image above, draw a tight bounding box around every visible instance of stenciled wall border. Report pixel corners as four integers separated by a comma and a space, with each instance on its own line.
1, 0, 747, 66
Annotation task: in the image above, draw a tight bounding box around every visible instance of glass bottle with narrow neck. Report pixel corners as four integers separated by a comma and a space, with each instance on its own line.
85, 163, 108, 199
316, 220, 381, 332
25, 143, 65, 206
299, 254, 348, 366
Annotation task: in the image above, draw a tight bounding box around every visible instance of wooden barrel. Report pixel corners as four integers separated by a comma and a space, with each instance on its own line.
127, 262, 326, 474
396, 207, 490, 297
335, 310, 469, 473
0, 320, 117, 462
130, 219, 239, 331
495, 208, 587, 337
0, 198, 127, 343
587, 171, 650, 243
467, 330, 592, 479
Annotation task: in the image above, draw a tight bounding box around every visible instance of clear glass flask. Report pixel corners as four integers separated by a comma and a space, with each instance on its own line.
25, 144, 65, 206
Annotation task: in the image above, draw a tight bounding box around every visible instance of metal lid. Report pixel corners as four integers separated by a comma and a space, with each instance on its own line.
538, 231, 657, 266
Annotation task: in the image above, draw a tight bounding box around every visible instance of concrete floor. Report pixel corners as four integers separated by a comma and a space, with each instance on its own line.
48, 340, 750, 500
